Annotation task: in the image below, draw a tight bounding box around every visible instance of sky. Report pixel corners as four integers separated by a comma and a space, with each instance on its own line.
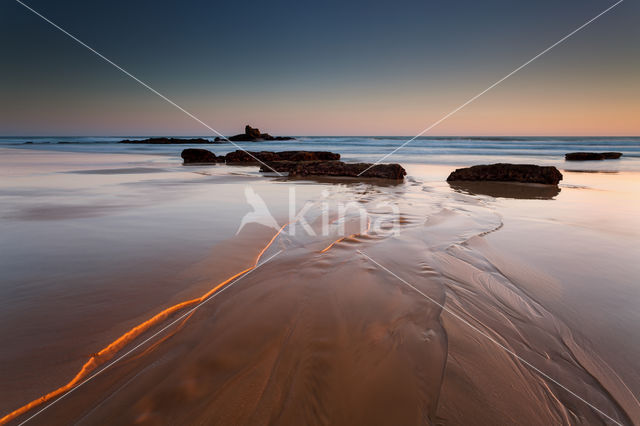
0, 0, 638, 136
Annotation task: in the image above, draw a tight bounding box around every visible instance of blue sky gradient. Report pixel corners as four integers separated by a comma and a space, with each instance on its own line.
1, 0, 638, 135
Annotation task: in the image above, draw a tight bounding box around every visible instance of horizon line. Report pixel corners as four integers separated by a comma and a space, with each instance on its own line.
1, 134, 640, 139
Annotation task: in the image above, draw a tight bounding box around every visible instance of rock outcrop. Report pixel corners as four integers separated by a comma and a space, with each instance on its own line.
181, 148, 223, 164
180, 147, 404, 179
224, 150, 340, 163
180, 149, 340, 164
120, 137, 214, 144
446, 163, 562, 185
565, 152, 623, 161
214, 125, 295, 142
261, 161, 406, 180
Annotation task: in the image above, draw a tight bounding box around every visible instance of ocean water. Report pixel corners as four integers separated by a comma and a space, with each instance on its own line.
2, 136, 640, 171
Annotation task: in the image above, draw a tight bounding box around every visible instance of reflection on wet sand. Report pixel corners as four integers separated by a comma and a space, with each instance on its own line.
67, 167, 168, 175
273, 174, 405, 187
563, 169, 620, 174
448, 181, 561, 200
0, 224, 288, 425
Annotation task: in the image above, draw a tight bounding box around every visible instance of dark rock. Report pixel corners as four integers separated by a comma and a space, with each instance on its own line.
277, 151, 340, 161
181, 148, 222, 164
219, 125, 295, 142
565, 152, 623, 161
446, 163, 562, 185
602, 152, 623, 159
224, 150, 340, 163
179, 147, 403, 179
245, 125, 261, 139
260, 161, 406, 180
120, 137, 214, 144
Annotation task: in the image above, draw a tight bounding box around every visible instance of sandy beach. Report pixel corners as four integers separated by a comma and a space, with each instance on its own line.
1, 147, 638, 425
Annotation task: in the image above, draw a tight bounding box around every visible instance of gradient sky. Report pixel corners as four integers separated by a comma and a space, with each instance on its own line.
1, 0, 638, 136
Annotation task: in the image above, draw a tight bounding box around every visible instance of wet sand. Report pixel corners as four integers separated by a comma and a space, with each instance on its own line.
1, 149, 639, 425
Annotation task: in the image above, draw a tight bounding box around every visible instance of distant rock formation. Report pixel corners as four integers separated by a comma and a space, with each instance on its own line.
261, 161, 406, 180
214, 125, 295, 142
447, 164, 562, 185
119, 137, 214, 144
565, 152, 622, 161
181, 148, 223, 164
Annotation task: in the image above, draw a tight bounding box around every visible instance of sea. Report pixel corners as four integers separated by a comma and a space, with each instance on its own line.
2, 136, 639, 171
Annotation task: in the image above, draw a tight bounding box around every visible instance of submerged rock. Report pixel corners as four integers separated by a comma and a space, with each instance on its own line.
225, 150, 340, 163
120, 137, 214, 144
181, 148, 222, 164
214, 125, 295, 142
446, 163, 562, 185
261, 161, 406, 180
565, 152, 622, 161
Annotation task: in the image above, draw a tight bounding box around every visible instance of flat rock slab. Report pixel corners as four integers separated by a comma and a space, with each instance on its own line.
225, 150, 340, 163
565, 152, 622, 161
261, 161, 406, 180
180, 149, 340, 164
447, 163, 562, 185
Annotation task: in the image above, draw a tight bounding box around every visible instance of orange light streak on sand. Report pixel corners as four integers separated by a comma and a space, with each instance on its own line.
1, 223, 288, 425
319, 217, 371, 253
319, 234, 358, 253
